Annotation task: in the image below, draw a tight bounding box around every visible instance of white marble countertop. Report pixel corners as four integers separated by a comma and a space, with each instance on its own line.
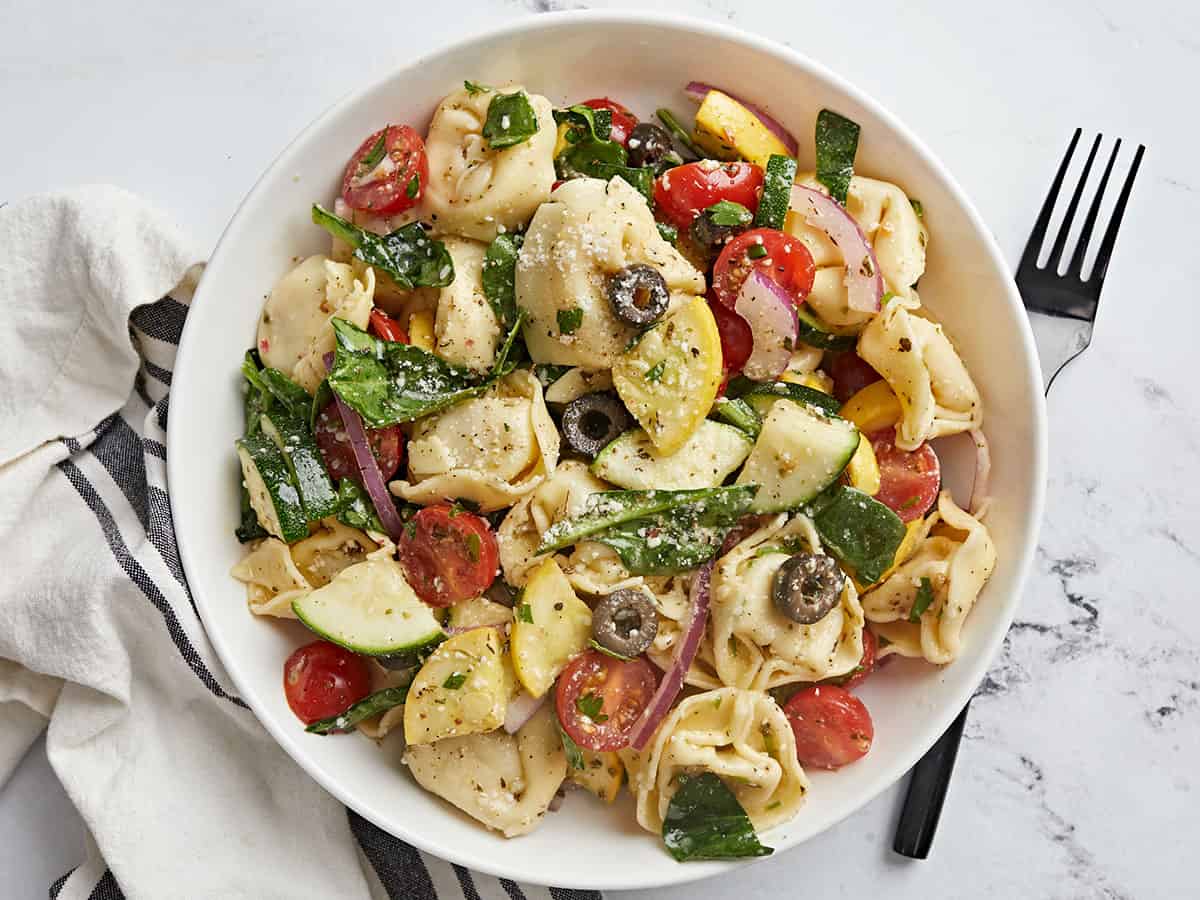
2, 0, 1197, 897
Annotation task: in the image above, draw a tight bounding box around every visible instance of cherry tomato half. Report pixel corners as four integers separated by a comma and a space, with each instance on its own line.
870, 429, 941, 523
840, 628, 878, 691
369, 308, 408, 343
341, 124, 428, 216
712, 228, 815, 309
313, 402, 404, 483
581, 97, 638, 146
829, 351, 882, 404
397, 504, 499, 607
283, 640, 372, 725
783, 684, 874, 769
653, 160, 764, 230
556, 650, 658, 751
708, 297, 753, 374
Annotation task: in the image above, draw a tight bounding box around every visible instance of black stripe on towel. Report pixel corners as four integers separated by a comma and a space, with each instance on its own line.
48, 868, 75, 899
549, 888, 604, 900
129, 296, 189, 346
86, 870, 125, 900
453, 865, 484, 900
143, 358, 173, 386
347, 810, 437, 900
499, 877, 528, 900
90, 414, 149, 532
57, 459, 246, 709
146, 484, 194, 606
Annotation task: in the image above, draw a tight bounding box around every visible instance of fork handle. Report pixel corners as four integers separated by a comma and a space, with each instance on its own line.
892, 701, 971, 859
1028, 310, 1093, 391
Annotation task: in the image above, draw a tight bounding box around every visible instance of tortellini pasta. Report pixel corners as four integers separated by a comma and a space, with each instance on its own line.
861, 491, 996, 664
785, 173, 927, 329
711, 515, 865, 689
403, 703, 566, 837
256, 255, 374, 393
629, 687, 808, 834
857, 299, 982, 451
516, 177, 706, 368
422, 85, 557, 242
496, 461, 609, 587
542, 367, 614, 405
432, 237, 501, 372
392, 369, 559, 511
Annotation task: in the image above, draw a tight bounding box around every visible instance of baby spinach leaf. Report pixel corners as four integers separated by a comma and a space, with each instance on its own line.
483, 91, 540, 149
554, 106, 655, 201
815, 109, 860, 206
236, 350, 270, 542
255, 367, 311, 419
312, 204, 454, 291
662, 772, 774, 862
704, 200, 753, 227
553, 105, 612, 142
655, 221, 679, 245
807, 485, 905, 584
556, 716, 586, 770
537, 486, 758, 576
482, 232, 524, 328
305, 685, 411, 735
334, 479, 385, 534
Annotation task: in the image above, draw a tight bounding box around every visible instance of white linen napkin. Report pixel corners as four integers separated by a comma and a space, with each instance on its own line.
0, 187, 601, 900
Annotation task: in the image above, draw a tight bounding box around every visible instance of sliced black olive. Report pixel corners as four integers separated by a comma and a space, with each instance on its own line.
561, 392, 631, 458
772, 552, 844, 625
592, 588, 658, 658
626, 122, 682, 171
607, 264, 670, 327
689, 204, 751, 252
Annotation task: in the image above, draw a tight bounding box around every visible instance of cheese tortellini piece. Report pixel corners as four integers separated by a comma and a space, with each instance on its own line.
711, 515, 865, 689
857, 300, 982, 451
517, 177, 706, 368
256, 255, 374, 392
785, 173, 928, 329
629, 687, 808, 834
393, 370, 559, 511
861, 491, 996, 664
496, 460, 609, 587
432, 237, 501, 373
422, 85, 557, 241
403, 703, 566, 837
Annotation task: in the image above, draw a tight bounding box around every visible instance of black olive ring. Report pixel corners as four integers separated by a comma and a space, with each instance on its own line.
591, 588, 658, 658
772, 552, 845, 625
607, 264, 670, 327
560, 392, 631, 458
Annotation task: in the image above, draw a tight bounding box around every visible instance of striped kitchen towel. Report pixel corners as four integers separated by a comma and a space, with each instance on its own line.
0, 186, 601, 900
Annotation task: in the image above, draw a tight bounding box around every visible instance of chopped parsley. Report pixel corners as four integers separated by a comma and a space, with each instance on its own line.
747, 243, 768, 260
910, 198, 924, 218
557, 717, 586, 770
575, 692, 609, 723
645, 360, 666, 383
557, 307, 584, 334
909, 576, 935, 623
442, 672, 467, 690
704, 200, 753, 227
359, 128, 389, 170
463, 80, 490, 96
464, 531, 482, 563
406, 174, 420, 199
516, 603, 534, 624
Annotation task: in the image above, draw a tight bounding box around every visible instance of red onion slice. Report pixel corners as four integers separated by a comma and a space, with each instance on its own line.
503, 689, 546, 735
790, 184, 883, 313
323, 352, 406, 541
968, 428, 991, 515
628, 561, 712, 751
734, 269, 799, 381
684, 82, 799, 156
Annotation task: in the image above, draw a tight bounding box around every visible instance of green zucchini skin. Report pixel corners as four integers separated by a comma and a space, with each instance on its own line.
236, 432, 309, 543
260, 411, 339, 522
753, 154, 798, 231
795, 306, 859, 352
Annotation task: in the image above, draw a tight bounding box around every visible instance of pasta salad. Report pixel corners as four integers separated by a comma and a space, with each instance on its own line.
231, 81, 996, 860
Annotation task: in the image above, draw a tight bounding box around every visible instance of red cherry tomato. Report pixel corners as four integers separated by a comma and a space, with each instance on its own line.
840, 628, 877, 691
829, 351, 882, 404
368, 308, 408, 344
397, 504, 499, 607
313, 402, 404, 482
581, 98, 638, 146
283, 640, 372, 725
712, 228, 815, 309
556, 650, 658, 751
870, 429, 941, 522
653, 160, 764, 230
708, 298, 753, 374
341, 124, 428, 216
783, 684, 874, 769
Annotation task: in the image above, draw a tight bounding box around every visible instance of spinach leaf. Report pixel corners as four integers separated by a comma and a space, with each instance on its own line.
327, 318, 490, 427
556, 716, 586, 770
483, 91, 540, 149
662, 772, 774, 862
537, 486, 758, 576
534, 364, 572, 389
909, 576, 935, 622
554, 106, 654, 201
704, 200, 753, 227
255, 367, 310, 419
305, 685, 411, 735
312, 204, 454, 291
815, 109, 861, 205
807, 485, 905, 583
491, 308, 526, 377
236, 350, 269, 542
553, 104, 612, 142
656, 221, 679, 244
310, 380, 333, 432
481, 232, 523, 328
334, 479, 385, 534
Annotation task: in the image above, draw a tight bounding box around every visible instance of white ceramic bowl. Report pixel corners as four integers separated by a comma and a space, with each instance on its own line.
170, 11, 1046, 890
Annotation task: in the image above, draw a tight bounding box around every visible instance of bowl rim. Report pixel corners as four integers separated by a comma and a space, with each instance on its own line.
171, 8, 1047, 890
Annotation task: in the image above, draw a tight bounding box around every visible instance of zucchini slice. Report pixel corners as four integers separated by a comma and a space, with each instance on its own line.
592, 420, 752, 490
795, 306, 859, 351
292, 557, 444, 656
260, 411, 339, 522
236, 432, 309, 542
736, 401, 860, 513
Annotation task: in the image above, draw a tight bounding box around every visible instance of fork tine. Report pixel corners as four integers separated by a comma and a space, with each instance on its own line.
1066, 138, 1120, 277
1089, 143, 1145, 284
1018, 129, 1081, 273
1045, 133, 1101, 272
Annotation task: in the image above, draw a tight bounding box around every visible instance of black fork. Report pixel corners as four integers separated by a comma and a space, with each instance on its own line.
892, 131, 1144, 859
